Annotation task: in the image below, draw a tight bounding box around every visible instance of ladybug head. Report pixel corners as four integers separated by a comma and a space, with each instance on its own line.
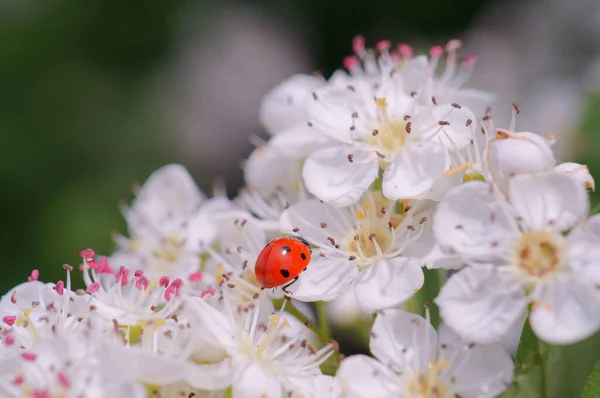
293, 236, 311, 249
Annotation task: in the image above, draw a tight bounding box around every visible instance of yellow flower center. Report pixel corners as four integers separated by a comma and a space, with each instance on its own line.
343, 195, 406, 260
512, 230, 564, 280
239, 314, 290, 373
461, 169, 485, 182
130, 236, 184, 275
402, 359, 452, 398
369, 98, 407, 155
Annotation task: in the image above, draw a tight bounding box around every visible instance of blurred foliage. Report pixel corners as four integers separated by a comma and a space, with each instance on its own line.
1, 0, 190, 290
578, 92, 600, 208
582, 359, 600, 398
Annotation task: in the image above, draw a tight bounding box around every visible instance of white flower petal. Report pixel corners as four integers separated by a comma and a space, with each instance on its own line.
279, 200, 354, 247
325, 288, 370, 327
554, 162, 595, 192
433, 181, 516, 264
306, 81, 376, 144
422, 104, 476, 150
403, 217, 464, 270
489, 131, 556, 193
210, 211, 266, 251
397, 56, 431, 97
108, 250, 144, 270
337, 355, 398, 398
438, 88, 494, 119
127, 164, 204, 238
285, 251, 358, 302
0, 281, 53, 312
233, 362, 283, 398
244, 144, 301, 194
0, 355, 20, 374
497, 311, 527, 355
114, 346, 189, 385
259, 74, 325, 134
185, 197, 240, 251
185, 359, 234, 391
370, 310, 437, 373
435, 264, 528, 345
289, 375, 341, 398
354, 257, 424, 313
382, 143, 450, 200
438, 325, 514, 398
303, 145, 378, 206
568, 214, 600, 286
374, 76, 413, 121
185, 296, 235, 351
509, 171, 589, 232
530, 275, 600, 344
424, 167, 465, 201
269, 125, 332, 159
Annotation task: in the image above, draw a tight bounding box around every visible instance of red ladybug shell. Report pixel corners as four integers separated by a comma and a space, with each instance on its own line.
254, 236, 311, 288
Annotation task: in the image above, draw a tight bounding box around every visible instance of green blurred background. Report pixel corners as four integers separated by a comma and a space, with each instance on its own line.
1, 0, 600, 292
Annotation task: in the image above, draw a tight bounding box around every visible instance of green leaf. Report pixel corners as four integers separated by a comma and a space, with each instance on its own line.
501, 320, 600, 398
590, 201, 600, 216
407, 268, 446, 328
320, 351, 341, 376
516, 320, 538, 365
581, 359, 600, 398
500, 320, 543, 398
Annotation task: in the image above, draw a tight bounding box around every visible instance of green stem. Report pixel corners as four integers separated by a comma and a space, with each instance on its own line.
405, 297, 418, 314
272, 298, 329, 343
406, 268, 446, 328
273, 298, 340, 375
275, 298, 310, 323
591, 201, 600, 215
315, 301, 331, 343
539, 340, 548, 398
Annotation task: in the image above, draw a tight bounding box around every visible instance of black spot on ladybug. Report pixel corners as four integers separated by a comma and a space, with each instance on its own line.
281, 245, 292, 254
300, 253, 307, 261
280, 269, 290, 278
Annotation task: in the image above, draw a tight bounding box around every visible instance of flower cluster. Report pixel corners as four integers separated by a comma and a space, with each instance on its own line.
1, 36, 597, 398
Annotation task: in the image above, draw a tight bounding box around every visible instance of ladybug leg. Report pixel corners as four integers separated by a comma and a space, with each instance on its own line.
282, 276, 299, 296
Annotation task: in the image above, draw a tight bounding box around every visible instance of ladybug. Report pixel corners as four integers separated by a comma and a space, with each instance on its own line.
255, 236, 312, 295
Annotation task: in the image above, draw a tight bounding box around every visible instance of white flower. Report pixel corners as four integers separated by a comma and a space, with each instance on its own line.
486, 130, 557, 193
486, 128, 594, 194
113, 163, 235, 282
259, 74, 332, 157
303, 59, 476, 205
434, 171, 600, 344
289, 375, 341, 398
259, 73, 325, 135
0, 270, 91, 352
241, 73, 335, 226
340, 37, 492, 112
280, 193, 428, 313
336, 310, 513, 398
554, 161, 595, 192
185, 294, 333, 398
196, 210, 278, 305
0, 332, 187, 398
238, 143, 310, 227
80, 251, 184, 329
